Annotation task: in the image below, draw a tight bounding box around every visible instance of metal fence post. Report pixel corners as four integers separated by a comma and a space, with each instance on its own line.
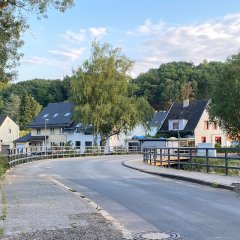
225, 148, 228, 176
206, 148, 209, 173
177, 148, 180, 170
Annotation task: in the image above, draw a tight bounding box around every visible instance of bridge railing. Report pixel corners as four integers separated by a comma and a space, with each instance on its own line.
143, 147, 240, 176
8, 145, 141, 167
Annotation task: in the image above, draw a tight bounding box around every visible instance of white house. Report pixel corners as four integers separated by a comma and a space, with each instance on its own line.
159, 99, 229, 146
0, 115, 19, 152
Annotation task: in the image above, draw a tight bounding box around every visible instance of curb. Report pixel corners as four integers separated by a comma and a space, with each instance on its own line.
46, 175, 133, 240
122, 160, 237, 192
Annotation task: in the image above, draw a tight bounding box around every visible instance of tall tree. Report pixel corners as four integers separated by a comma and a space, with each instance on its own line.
0, 7, 25, 85
3, 93, 21, 123
71, 41, 154, 146
19, 93, 41, 130
208, 53, 240, 140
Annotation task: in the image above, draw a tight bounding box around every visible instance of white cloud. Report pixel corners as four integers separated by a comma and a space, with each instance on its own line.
65, 30, 86, 42
88, 27, 107, 37
49, 47, 85, 61
129, 13, 240, 76
22, 56, 61, 66
63, 27, 107, 43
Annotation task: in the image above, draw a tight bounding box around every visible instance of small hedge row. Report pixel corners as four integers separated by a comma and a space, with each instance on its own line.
183, 158, 240, 176
0, 156, 8, 178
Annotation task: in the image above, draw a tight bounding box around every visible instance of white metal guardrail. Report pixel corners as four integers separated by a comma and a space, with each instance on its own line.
8, 146, 141, 167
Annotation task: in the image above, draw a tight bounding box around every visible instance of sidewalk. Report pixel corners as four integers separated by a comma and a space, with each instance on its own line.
123, 158, 240, 192
1, 166, 125, 240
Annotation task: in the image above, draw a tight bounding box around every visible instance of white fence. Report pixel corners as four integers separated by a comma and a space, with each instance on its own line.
8, 145, 141, 167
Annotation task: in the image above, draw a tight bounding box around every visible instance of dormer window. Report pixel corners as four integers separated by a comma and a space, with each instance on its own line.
53, 113, 59, 117
43, 114, 49, 118
64, 113, 70, 117
173, 122, 179, 130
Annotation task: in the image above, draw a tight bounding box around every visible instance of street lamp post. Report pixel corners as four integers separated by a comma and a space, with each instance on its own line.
45, 119, 49, 155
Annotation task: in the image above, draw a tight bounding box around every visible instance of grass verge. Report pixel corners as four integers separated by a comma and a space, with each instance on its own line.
183, 158, 240, 176
0, 155, 8, 179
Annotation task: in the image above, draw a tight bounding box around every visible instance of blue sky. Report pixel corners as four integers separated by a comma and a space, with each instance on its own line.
16, 0, 240, 82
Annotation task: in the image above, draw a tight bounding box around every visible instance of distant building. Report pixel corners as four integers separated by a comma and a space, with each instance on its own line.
0, 115, 19, 153
159, 99, 229, 146
14, 102, 101, 152
147, 111, 168, 136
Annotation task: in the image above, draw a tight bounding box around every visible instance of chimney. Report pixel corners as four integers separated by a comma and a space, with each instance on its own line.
183, 99, 189, 108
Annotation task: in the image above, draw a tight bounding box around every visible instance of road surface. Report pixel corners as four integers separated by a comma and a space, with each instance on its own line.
7, 155, 240, 240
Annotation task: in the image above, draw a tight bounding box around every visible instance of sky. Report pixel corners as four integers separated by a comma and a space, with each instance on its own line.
16, 0, 240, 82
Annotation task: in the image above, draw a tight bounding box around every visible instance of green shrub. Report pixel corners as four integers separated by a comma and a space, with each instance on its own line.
183, 158, 240, 176
0, 156, 8, 177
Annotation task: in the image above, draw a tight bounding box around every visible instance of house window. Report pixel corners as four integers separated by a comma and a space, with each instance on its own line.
75, 141, 81, 149
51, 142, 56, 146
8, 128, 11, 133
204, 121, 209, 130
50, 128, 55, 134
64, 113, 70, 116
201, 137, 206, 143
59, 142, 65, 147
215, 137, 222, 145
84, 130, 92, 135
37, 128, 41, 134
173, 122, 179, 130
53, 113, 59, 117
85, 141, 92, 147
59, 128, 63, 133
213, 122, 218, 130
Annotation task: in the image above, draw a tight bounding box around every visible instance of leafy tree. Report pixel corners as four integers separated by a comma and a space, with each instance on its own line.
71, 41, 154, 146
0, 0, 73, 85
0, 0, 73, 14
3, 93, 21, 123
0, 7, 25, 84
208, 53, 240, 139
19, 93, 41, 130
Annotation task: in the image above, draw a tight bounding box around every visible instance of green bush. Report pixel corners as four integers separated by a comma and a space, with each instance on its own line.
0, 156, 8, 177
183, 158, 240, 176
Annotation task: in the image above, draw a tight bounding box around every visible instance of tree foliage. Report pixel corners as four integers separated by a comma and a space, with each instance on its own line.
0, 0, 73, 85
0, 7, 25, 84
71, 41, 154, 145
0, 0, 73, 15
3, 93, 21, 123
132, 61, 224, 110
208, 53, 240, 139
0, 78, 69, 107
19, 93, 41, 130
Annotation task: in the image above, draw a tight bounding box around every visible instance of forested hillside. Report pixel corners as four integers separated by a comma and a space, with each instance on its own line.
132, 61, 225, 110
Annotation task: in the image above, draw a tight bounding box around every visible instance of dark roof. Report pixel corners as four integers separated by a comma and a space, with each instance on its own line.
14, 133, 31, 143
160, 99, 209, 132
14, 134, 47, 143
0, 115, 7, 126
28, 102, 74, 128
150, 111, 168, 128
29, 136, 46, 141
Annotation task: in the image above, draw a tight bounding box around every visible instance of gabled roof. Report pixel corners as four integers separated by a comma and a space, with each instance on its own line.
28, 102, 74, 128
160, 99, 209, 132
0, 115, 7, 127
150, 111, 168, 128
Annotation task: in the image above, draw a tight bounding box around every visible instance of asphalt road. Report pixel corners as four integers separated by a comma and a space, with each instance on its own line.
17, 155, 240, 240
